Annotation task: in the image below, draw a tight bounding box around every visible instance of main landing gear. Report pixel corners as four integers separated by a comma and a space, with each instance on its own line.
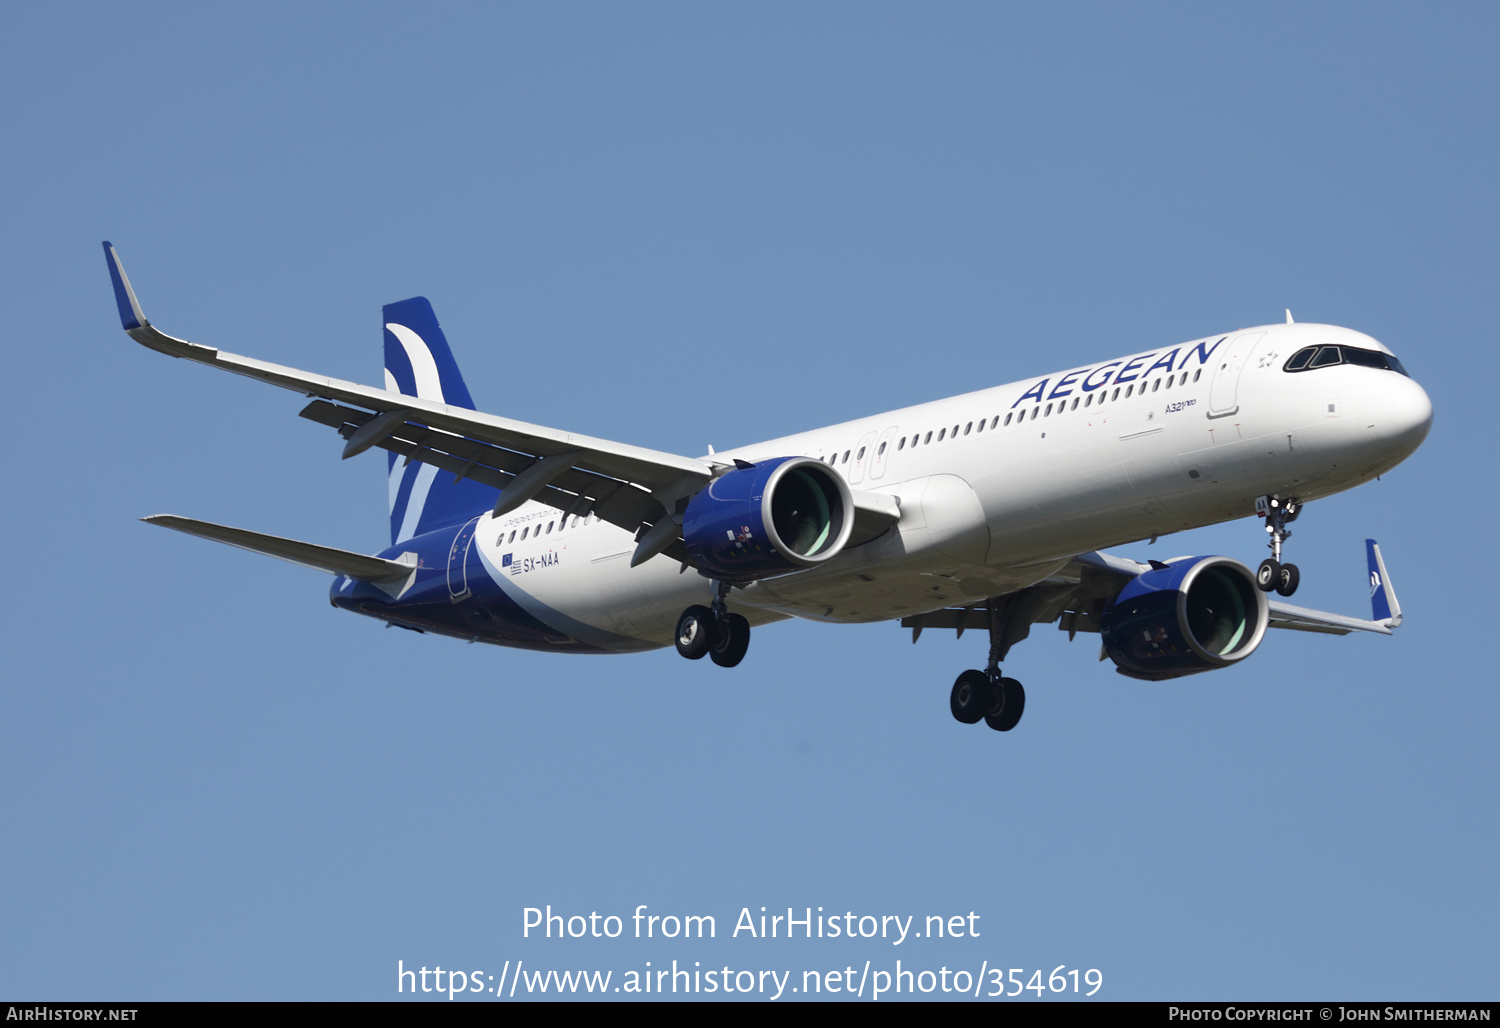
950, 670, 1026, 732
675, 580, 751, 668
949, 597, 1026, 732
1254, 493, 1301, 597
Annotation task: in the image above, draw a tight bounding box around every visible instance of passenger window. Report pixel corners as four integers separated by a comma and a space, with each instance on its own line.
842, 450, 850, 463
924, 432, 932, 444
857, 446, 866, 460
1111, 388, 1120, 400
521, 527, 528, 540
1004, 413, 1013, 426
952, 424, 959, 436
1193, 369, 1202, 382
990, 416, 999, 429
1310, 346, 1342, 368
964, 422, 972, 435
937, 429, 946, 441
1071, 397, 1079, 410
507, 530, 516, 542
1031, 407, 1040, 420
1152, 379, 1160, 392
546, 521, 554, 533
897, 437, 905, 450
877, 442, 886, 455
1085, 394, 1093, 407
975, 419, 984, 433
1044, 403, 1052, 416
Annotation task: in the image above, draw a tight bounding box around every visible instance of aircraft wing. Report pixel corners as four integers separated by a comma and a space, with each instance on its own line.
106, 243, 901, 561
902, 541, 1403, 645
105, 243, 715, 545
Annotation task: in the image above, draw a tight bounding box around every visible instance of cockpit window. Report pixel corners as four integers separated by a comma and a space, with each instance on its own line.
1284, 348, 1315, 371
1342, 347, 1409, 375
1283, 345, 1409, 376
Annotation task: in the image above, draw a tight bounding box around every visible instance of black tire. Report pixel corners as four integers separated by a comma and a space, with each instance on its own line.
708, 613, 751, 668
1256, 558, 1281, 592
1276, 562, 1300, 597
675, 605, 713, 660
985, 678, 1026, 732
949, 669, 993, 725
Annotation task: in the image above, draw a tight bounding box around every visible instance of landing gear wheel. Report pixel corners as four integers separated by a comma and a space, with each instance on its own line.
1275, 562, 1300, 597
1256, 558, 1281, 592
949, 669, 993, 725
708, 613, 751, 668
984, 678, 1026, 732
675, 605, 713, 660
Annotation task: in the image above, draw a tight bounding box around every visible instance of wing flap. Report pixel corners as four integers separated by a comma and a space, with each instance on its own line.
298, 400, 668, 535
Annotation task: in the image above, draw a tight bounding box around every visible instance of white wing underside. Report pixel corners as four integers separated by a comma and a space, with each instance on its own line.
902, 549, 1399, 643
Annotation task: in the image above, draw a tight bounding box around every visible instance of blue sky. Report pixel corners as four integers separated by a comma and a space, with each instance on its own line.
2, 2, 1495, 1001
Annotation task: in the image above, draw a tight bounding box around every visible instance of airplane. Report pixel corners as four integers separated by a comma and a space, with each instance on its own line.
103, 241, 1431, 734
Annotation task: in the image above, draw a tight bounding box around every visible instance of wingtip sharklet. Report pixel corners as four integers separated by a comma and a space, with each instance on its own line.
102, 241, 148, 332
1366, 538, 1403, 628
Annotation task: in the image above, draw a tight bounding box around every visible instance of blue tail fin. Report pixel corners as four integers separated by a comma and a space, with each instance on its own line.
382, 298, 498, 545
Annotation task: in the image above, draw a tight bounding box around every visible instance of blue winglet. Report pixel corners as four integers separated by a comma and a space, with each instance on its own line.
102, 241, 146, 331
1366, 539, 1402, 626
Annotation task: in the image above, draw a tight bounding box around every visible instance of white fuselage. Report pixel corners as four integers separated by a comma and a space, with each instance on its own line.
470, 323, 1432, 651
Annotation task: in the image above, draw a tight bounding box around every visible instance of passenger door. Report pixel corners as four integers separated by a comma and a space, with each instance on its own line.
447, 516, 481, 601
1208, 332, 1266, 416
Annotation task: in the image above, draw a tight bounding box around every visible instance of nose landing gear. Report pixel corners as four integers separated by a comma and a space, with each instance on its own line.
1254, 494, 1301, 597
674, 580, 752, 668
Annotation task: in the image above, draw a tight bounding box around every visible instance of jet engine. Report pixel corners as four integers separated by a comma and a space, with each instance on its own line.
683, 456, 854, 581
1100, 556, 1269, 680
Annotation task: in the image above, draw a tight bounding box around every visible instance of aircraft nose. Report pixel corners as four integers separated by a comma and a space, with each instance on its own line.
1382, 373, 1434, 449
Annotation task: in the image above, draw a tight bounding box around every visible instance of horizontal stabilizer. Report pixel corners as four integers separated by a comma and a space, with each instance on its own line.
142, 515, 416, 583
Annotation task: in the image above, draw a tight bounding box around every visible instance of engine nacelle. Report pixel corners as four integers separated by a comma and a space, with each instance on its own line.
1100, 556, 1269, 681
683, 456, 854, 581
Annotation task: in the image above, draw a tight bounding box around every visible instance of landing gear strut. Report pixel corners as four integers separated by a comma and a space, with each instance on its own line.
948, 597, 1027, 732
675, 580, 751, 668
1254, 494, 1301, 597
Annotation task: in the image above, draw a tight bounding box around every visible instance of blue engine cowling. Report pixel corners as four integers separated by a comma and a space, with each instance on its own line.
683, 456, 855, 581
1100, 556, 1269, 681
